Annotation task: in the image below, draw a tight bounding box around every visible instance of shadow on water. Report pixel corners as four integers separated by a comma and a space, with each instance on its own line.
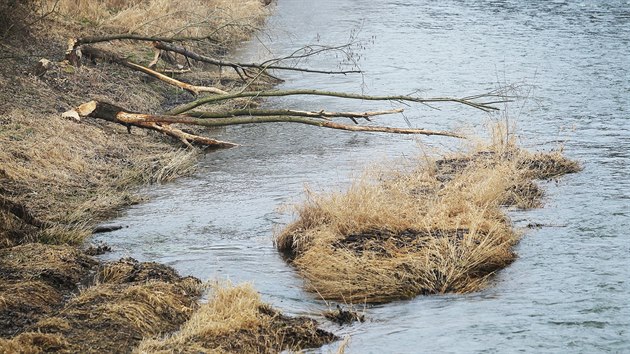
96, 0, 629, 352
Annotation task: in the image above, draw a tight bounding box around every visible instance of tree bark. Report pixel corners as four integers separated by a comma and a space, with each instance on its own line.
66, 101, 237, 148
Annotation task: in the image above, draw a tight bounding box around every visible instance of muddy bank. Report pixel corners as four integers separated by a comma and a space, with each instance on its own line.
137, 284, 337, 353
0, 245, 199, 351
0, 249, 335, 353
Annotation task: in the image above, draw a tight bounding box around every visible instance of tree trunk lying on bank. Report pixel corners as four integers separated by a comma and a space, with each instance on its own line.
63, 101, 237, 148
63, 101, 466, 148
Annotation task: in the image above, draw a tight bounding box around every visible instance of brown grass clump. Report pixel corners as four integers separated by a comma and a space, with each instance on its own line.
276, 140, 580, 303
0, 332, 69, 354
49, 0, 268, 46
137, 283, 337, 353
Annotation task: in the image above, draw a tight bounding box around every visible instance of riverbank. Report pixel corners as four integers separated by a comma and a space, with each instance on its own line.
0, 1, 337, 352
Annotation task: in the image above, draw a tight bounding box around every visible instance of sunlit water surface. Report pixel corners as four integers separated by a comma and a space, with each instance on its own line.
96, 1, 629, 352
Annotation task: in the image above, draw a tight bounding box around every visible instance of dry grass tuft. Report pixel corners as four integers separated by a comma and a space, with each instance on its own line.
276, 138, 580, 303
137, 283, 337, 353
0, 332, 68, 354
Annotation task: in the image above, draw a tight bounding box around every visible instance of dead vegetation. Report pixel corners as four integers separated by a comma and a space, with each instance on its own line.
1, 1, 340, 353
137, 283, 337, 353
276, 136, 581, 303
0, 255, 203, 353
0, 243, 96, 336
1, 253, 333, 353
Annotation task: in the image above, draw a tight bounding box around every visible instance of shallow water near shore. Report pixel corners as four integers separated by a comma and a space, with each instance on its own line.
96, 0, 629, 352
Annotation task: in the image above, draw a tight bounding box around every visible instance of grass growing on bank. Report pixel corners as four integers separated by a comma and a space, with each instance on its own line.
137, 283, 337, 353
0, 109, 198, 247
0, 0, 269, 248
50, 0, 268, 44
276, 132, 580, 303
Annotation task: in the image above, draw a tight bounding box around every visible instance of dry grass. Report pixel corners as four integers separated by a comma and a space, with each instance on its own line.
48, 0, 268, 45
19, 280, 200, 353
0, 256, 203, 353
0, 108, 198, 247
0, 243, 97, 336
0, 0, 274, 250
276, 136, 580, 303
0, 332, 68, 354
0, 0, 269, 248
137, 283, 337, 353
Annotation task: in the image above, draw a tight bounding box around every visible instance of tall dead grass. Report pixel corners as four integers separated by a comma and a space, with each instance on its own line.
49, 0, 268, 45
276, 134, 580, 303
0, 109, 197, 246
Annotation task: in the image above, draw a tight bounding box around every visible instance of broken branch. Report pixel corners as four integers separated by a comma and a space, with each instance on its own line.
81, 46, 227, 95
65, 101, 237, 148
187, 108, 403, 121
118, 112, 464, 138
167, 89, 500, 115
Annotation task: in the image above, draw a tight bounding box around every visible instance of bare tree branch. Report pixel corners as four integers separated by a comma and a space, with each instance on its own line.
119, 113, 464, 138
167, 89, 501, 115
155, 41, 362, 76
187, 108, 403, 121
81, 46, 227, 95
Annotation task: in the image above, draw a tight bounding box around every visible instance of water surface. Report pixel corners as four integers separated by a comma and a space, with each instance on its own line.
96, 1, 629, 352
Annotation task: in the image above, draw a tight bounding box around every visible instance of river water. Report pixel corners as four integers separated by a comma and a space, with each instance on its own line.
96, 1, 629, 352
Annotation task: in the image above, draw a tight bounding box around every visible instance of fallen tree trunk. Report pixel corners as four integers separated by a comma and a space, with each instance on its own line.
64, 100, 464, 148
60, 36, 505, 149
65, 101, 237, 148
119, 113, 464, 138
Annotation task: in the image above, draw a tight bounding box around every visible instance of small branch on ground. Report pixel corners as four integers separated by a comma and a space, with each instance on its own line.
81, 46, 227, 95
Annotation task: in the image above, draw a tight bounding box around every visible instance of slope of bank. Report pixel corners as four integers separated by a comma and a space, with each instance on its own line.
0, 1, 337, 352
